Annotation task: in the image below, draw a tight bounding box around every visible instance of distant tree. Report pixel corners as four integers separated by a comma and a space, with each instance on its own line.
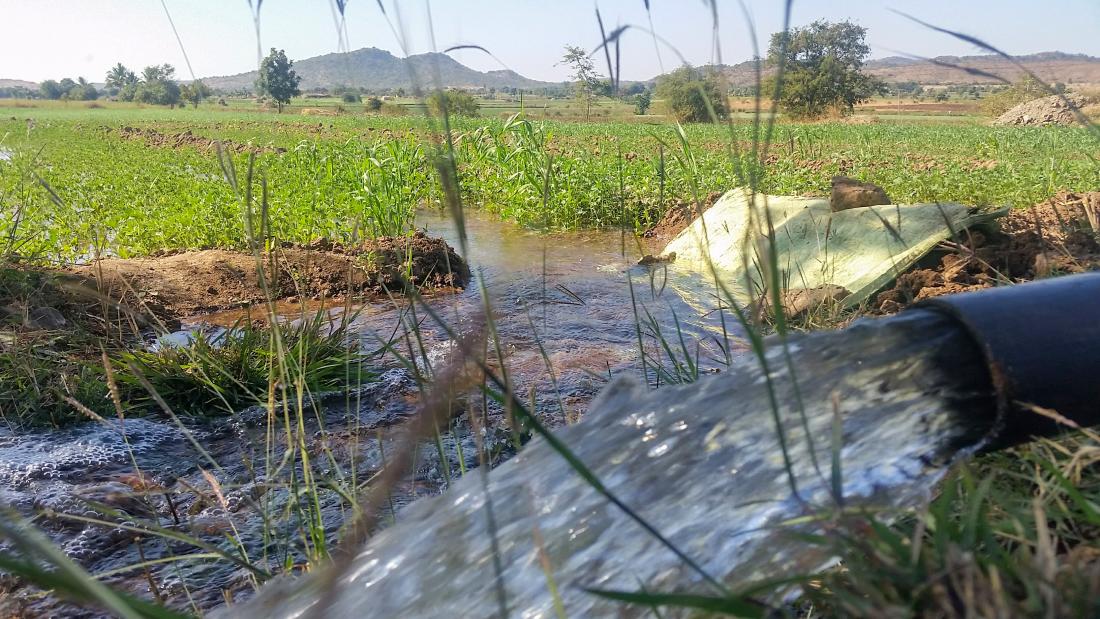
132, 65, 180, 106
105, 63, 138, 95
765, 20, 886, 119
341, 92, 361, 103
58, 78, 77, 95
141, 64, 175, 83
633, 91, 652, 115
39, 80, 63, 100
256, 48, 301, 112
622, 82, 647, 96
365, 96, 383, 112
67, 77, 99, 101
426, 89, 479, 117
655, 66, 729, 123
559, 45, 603, 120
180, 80, 212, 108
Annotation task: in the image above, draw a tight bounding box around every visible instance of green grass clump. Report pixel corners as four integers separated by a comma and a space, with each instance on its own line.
801, 431, 1100, 617
114, 313, 372, 417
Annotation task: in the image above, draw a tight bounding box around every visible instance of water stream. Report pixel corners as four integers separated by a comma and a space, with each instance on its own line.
0, 210, 734, 615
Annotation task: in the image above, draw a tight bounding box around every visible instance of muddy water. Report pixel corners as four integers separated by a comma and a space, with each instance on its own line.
0, 210, 735, 615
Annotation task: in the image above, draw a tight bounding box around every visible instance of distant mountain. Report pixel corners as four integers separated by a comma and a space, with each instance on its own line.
201, 47, 558, 93
652, 51, 1100, 87
863, 52, 1100, 85
0, 79, 37, 89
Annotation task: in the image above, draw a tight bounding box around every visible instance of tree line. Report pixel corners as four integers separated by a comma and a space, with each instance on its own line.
558, 20, 891, 123
25, 48, 300, 111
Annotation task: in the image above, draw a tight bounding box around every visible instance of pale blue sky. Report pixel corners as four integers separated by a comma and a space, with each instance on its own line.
1, 0, 1097, 83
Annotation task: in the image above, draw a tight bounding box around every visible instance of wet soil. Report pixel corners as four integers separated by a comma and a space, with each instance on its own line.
875, 191, 1100, 313
66, 232, 470, 318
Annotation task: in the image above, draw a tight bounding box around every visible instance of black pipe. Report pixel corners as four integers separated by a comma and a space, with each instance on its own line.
914, 272, 1100, 446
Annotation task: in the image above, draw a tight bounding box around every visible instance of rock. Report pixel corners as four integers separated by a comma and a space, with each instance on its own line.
27, 307, 68, 329
830, 176, 891, 212
781, 285, 851, 317
637, 252, 676, 266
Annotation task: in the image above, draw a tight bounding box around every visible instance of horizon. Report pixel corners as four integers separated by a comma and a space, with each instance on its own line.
0, 0, 1098, 85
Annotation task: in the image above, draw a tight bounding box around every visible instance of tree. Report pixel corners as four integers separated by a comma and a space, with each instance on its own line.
559, 45, 603, 120
655, 66, 729, 123
105, 63, 138, 95
426, 89, 479, 117
39, 80, 63, 100
132, 64, 180, 106
67, 77, 99, 101
633, 91, 652, 115
365, 96, 383, 112
765, 20, 886, 119
180, 80, 212, 108
256, 48, 301, 112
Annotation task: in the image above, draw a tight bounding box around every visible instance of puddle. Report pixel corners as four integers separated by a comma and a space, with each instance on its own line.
0, 209, 738, 615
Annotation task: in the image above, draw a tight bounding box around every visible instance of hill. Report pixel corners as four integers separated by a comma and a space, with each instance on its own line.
0, 79, 37, 89
863, 52, 1100, 85
201, 47, 557, 93
662, 51, 1100, 87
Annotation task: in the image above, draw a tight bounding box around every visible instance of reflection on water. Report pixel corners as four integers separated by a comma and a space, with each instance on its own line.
0, 209, 738, 615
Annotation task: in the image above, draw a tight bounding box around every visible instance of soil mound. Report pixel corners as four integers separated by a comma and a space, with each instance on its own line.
875, 192, 1100, 313
642, 191, 723, 244
112, 126, 287, 154
994, 94, 1087, 127
67, 231, 470, 317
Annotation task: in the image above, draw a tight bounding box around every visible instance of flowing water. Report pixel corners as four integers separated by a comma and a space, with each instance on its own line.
237, 310, 994, 618
0, 210, 735, 615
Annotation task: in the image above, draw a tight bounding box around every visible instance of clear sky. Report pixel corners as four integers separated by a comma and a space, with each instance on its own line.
1, 0, 1097, 84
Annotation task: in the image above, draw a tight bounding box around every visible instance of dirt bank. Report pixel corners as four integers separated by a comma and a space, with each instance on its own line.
642, 191, 724, 244
875, 191, 1100, 313
67, 231, 470, 318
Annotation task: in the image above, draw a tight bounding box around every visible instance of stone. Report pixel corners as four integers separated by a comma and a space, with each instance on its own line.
830, 176, 891, 212
637, 252, 676, 266
781, 285, 851, 317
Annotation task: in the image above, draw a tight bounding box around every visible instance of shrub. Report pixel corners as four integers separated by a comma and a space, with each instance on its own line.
656, 67, 729, 123
341, 92, 361, 104
980, 76, 1050, 116
426, 89, 479, 117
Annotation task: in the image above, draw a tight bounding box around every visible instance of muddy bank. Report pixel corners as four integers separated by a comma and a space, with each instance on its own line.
67, 232, 470, 317
642, 191, 723, 244
875, 191, 1100, 312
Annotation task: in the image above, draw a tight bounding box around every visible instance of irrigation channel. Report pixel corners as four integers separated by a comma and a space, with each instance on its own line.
0, 210, 736, 615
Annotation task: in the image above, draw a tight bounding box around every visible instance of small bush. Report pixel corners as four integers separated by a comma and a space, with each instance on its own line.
365, 96, 383, 112
341, 92, 361, 104
426, 89, 479, 117
655, 67, 729, 123
980, 77, 1049, 117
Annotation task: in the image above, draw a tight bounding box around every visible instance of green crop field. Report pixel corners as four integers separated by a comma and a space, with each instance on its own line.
2, 102, 1095, 261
